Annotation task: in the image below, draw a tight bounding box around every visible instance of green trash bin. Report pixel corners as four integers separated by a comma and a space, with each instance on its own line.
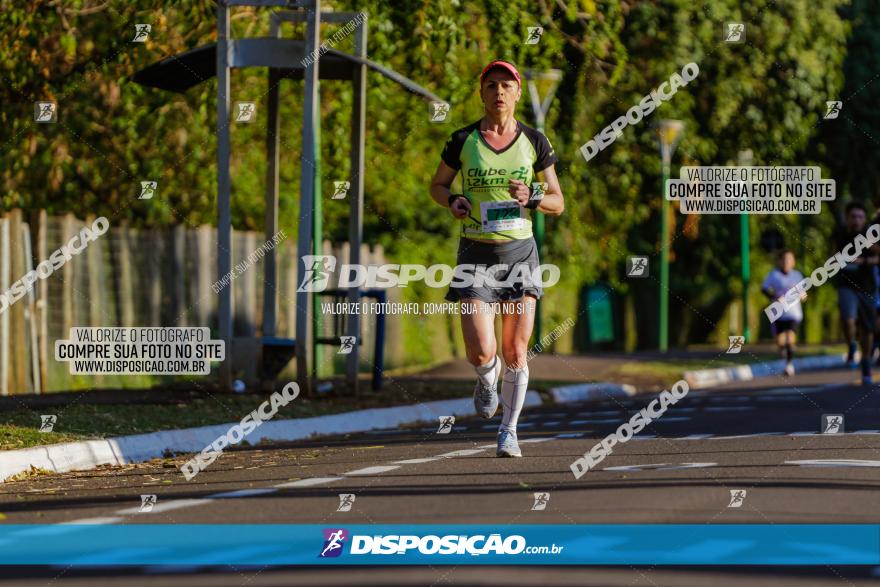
583, 283, 615, 348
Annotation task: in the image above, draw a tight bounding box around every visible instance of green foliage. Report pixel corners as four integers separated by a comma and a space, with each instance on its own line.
0, 0, 863, 349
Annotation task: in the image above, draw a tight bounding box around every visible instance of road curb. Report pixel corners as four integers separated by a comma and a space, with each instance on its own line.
0, 391, 543, 483
684, 353, 846, 389
550, 382, 637, 404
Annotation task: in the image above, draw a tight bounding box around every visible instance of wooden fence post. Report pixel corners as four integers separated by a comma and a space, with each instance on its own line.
8, 210, 28, 393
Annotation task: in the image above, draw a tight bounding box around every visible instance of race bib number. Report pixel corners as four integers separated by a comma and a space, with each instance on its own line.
480, 200, 524, 232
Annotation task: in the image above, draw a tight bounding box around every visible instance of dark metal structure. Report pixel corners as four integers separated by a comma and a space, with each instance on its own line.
133, 0, 442, 394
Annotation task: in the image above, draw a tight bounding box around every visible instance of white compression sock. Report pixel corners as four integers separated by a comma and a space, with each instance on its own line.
500, 365, 529, 432
475, 356, 499, 387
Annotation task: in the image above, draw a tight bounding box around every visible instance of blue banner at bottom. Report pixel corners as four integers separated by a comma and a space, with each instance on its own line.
0, 525, 877, 565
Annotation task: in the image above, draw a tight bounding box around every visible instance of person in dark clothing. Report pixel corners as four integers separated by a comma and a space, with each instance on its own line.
832, 201, 880, 384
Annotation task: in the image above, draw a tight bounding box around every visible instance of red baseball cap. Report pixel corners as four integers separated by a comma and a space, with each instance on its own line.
480, 60, 521, 85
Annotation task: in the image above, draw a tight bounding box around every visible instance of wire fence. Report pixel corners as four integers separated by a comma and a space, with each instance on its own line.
0, 209, 393, 395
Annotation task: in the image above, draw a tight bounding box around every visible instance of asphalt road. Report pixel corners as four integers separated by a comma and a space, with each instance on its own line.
1, 366, 879, 585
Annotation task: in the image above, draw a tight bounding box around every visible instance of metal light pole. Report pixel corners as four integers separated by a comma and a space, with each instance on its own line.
524, 69, 561, 344
656, 120, 684, 352
737, 149, 753, 342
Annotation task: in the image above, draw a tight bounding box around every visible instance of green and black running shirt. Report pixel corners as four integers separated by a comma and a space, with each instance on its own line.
441, 120, 558, 241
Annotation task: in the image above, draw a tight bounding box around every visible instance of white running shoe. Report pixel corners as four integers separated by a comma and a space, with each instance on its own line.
783, 362, 795, 377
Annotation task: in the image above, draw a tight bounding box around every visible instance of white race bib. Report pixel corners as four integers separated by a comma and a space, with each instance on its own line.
480, 200, 524, 233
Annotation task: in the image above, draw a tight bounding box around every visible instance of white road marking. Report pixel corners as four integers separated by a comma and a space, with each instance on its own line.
555, 432, 585, 438
343, 465, 401, 476
58, 517, 124, 525
570, 419, 619, 425
678, 434, 714, 440
853, 430, 880, 434
393, 457, 442, 464
438, 449, 485, 458
786, 459, 880, 468
208, 488, 278, 499
789, 432, 816, 436
631, 435, 658, 440
276, 476, 343, 488
519, 437, 555, 444
543, 421, 561, 426
604, 462, 717, 472
116, 498, 213, 515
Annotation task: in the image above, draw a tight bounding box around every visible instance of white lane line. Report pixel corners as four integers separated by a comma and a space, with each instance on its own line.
481, 424, 497, 430
712, 433, 783, 440
604, 462, 717, 472
477, 443, 496, 449
438, 449, 485, 458
343, 465, 401, 476
519, 437, 555, 444
543, 421, 561, 426
677, 434, 714, 440
58, 517, 124, 525
786, 459, 880, 468
555, 432, 585, 438
853, 430, 880, 434
208, 488, 278, 499
276, 476, 343, 488
570, 419, 619, 425
393, 457, 442, 464
115, 498, 212, 515
631, 435, 658, 440
789, 432, 816, 436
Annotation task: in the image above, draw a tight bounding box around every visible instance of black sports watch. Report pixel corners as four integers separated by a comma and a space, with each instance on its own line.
525, 185, 544, 209
448, 193, 465, 207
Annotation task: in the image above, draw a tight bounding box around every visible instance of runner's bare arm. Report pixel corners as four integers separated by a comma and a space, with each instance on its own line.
431, 161, 471, 218
535, 165, 564, 216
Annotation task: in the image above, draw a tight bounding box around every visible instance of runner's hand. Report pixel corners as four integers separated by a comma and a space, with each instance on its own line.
508, 179, 531, 206
449, 196, 471, 219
